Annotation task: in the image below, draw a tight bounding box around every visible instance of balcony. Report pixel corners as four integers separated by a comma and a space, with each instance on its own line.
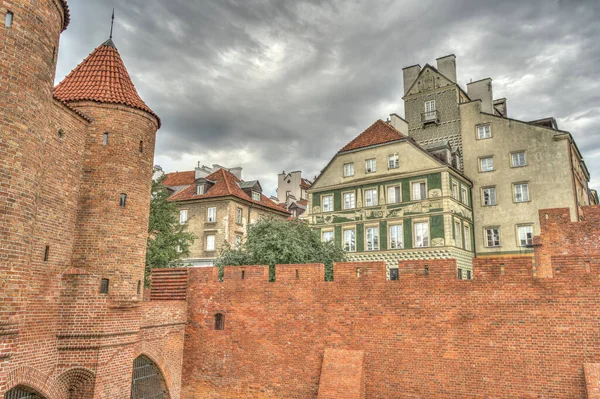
421, 110, 440, 125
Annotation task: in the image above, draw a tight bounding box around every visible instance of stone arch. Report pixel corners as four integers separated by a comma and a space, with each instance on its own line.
132, 342, 175, 398
130, 355, 169, 399
4, 366, 61, 399
51, 367, 95, 399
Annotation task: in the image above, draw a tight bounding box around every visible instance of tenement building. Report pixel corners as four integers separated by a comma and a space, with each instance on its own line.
163, 165, 290, 266
0, 1, 186, 398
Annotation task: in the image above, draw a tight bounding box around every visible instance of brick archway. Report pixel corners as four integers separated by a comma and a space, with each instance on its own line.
51, 368, 95, 399
133, 342, 175, 398
3, 366, 62, 399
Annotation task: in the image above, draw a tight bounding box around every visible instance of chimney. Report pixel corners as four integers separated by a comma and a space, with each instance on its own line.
436, 54, 456, 83
402, 64, 421, 95
467, 78, 494, 114
195, 163, 208, 179
389, 113, 408, 134
229, 167, 243, 179
493, 98, 507, 117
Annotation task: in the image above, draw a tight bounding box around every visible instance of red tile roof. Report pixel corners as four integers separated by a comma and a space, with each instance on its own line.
167, 169, 289, 214
162, 171, 195, 187
54, 39, 160, 127
339, 119, 406, 153
300, 178, 312, 190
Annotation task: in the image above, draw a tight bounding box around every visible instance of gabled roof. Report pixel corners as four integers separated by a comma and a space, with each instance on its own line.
339, 119, 406, 153
238, 180, 262, 192
300, 178, 312, 190
167, 169, 289, 214
54, 39, 160, 127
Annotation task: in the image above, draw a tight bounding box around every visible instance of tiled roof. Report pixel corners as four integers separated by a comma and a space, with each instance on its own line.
59, 0, 70, 31
162, 171, 195, 187
167, 169, 289, 214
300, 178, 312, 190
339, 119, 406, 153
54, 39, 160, 127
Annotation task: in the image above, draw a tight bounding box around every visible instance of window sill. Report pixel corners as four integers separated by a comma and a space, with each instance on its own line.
479, 169, 495, 173
514, 200, 531, 204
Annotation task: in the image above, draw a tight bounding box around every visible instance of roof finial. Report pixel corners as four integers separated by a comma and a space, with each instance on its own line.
109, 8, 115, 39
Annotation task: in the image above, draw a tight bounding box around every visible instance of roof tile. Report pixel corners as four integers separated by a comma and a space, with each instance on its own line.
339, 119, 406, 153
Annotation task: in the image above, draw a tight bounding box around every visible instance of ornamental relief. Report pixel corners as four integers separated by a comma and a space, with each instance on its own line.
448, 200, 473, 221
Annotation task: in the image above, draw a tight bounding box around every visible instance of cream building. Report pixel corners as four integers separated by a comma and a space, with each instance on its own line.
402, 55, 596, 257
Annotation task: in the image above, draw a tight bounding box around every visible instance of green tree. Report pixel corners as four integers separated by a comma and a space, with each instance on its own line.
145, 167, 196, 285
215, 218, 346, 281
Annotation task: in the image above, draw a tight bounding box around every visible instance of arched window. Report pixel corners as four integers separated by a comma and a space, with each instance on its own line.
4, 385, 46, 398
215, 313, 225, 330
131, 355, 168, 399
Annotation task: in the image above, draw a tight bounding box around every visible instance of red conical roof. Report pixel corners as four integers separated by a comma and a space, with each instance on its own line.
54, 39, 160, 127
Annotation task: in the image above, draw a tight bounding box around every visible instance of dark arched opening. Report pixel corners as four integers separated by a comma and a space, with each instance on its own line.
130, 355, 168, 399
4, 386, 46, 399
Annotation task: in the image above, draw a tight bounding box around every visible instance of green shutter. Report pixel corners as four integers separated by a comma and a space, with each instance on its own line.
431, 215, 444, 240
312, 194, 321, 207
356, 223, 364, 252
334, 191, 342, 211
403, 219, 412, 249
334, 225, 342, 247
379, 220, 388, 250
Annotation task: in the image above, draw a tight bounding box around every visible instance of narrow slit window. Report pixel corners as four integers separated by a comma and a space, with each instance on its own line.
424, 266, 429, 277
457, 269, 463, 280
241, 270, 245, 280
295, 269, 299, 279
137, 280, 141, 295
119, 193, 127, 207
215, 313, 225, 330
100, 278, 109, 294
103, 132, 109, 146
43, 245, 50, 262
5, 11, 13, 28
58, 129, 64, 139
139, 140, 143, 153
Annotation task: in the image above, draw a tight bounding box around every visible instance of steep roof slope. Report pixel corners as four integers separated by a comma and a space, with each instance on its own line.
339, 119, 406, 153
54, 39, 160, 126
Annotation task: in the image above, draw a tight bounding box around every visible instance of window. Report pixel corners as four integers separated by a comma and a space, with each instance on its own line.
236, 207, 243, 224
103, 132, 109, 146
43, 245, 50, 262
424, 100, 436, 118
466, 270, 472, 280
5, 11, 13, 28
514, 183, 530, 202
485, 227, 500, 247
343, 229, 356, 252
452, 181, 459, 200
482, 187, 497, 206
477, 124, 491, 139
512, 151, 526, 167
197, 184, 205, 195
139, 141, 143, 153
518, 225, 534, 247
179, 209, 188, 224
387, 185, 401, 204
322, 230, 334, 242
464, 224, 471, 251
454, 220, 462, 248
366, 226, 379, 251
480, 156, 494, 172
365, 158, 376, 173
322, 195, 334, 212
461, 186, 468, 205
119, 193, 127, 207
58, 129, 64, 139
137, 280, 142, 295
252, 191, 261, 201
207, 207, 216, 222
176, 244, 182, 253
411, 182, 426, 201
206, 235, 215, 251
388, 153, 399, 169
414, 222, 429, 247
364, 189, 378, 207
235, 234, 243, 248
344, 163, 354, 177
100, 278, 109, 294
389, 268, 399, 281
458, 269, 463, 280
215, 313, 225, 330
343, 192, 355, 209
389, 224, 403, 249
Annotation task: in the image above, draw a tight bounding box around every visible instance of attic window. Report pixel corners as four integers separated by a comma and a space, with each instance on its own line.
5, 11, 13, 28
252, 191, 261, 201
197, 184, 204, 195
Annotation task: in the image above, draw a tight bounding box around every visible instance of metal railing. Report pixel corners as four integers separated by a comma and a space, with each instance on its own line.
421, 110, 440, 124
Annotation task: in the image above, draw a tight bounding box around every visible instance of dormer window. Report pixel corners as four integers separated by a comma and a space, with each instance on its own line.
197, 184, 204, 195
252, 191, 261, 202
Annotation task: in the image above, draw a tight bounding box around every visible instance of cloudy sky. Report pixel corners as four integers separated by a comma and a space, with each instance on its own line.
56, 0, 600, 196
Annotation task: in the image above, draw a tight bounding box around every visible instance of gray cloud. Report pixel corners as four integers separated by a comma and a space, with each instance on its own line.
56, 0, 600, 194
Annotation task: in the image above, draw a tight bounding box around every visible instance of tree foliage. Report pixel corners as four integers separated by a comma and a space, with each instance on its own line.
215, 218, 346, 280
145, 167, 196, 285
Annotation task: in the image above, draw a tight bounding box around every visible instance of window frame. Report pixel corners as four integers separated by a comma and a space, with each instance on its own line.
461, 186, 469, 205
343, 191, 356, 210
321, 194, 334, 212
410, 180, 427, 201
389, 223, 403, 249
517, 224, 534, 247
207, 207, 217, 223
388, 153, 399, 169
452, 181, 459, 200
463, 223, 472, 251
206, 234, 216, 251
425, 99, 436, 113
365, 158, 377, 173
364, 188, 378, 207
454, 219, 462, 249
484, 227, 501, 248
513, 182, 530, 203
386, 184, 401, 204
197, 184, 205, 195
479, 156, 494, 172
343, 162, 355, 177
322, 229, 334, 243
413, 220, 430, 248
252, 191, 261, 202
476, 124, 492, 140
179, 209, 188, 225
511, 151, 527, 168
365, 225, 379, 251
343, 227, 356, 252
236, 207, 243, 224
482, 186, 497, 206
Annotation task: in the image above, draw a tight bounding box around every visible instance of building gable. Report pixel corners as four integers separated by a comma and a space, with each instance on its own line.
405, 64, 456, 97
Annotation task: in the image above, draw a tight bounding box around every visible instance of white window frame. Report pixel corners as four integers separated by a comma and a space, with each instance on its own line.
452, 181, 459, 200
252, 191, 261, 202
179, 209, 188, 225
454, 220, 462, 248
514, 183, 530, 202
511, 151, 526, 168
322, 230, 334, 243
482, 187, 497, 206
388, 153, 399, 169
461, 186, 468, 205
236, 207, 243, 224
364, 188, 378, 207
517, 225, 534, 247
425, 99, 436, 115
344, 162, 354, 177
343, 228, 356, 252
411, 181, 427, 201
365, 226, 379, 251
389, 224, 403, 249
365, 158, 377, 173
477, 124, 492, 139
207, 207, 217, 223
197, 184, 205, 195
206, 234, 215, 251
387, 185, 401, 204
322, 195, 334, 212
485, 227, 500, 247
464, 223, 471, 251
414, 221, 429, 248
343, 191, 355, 210
480, 156, 494, 172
